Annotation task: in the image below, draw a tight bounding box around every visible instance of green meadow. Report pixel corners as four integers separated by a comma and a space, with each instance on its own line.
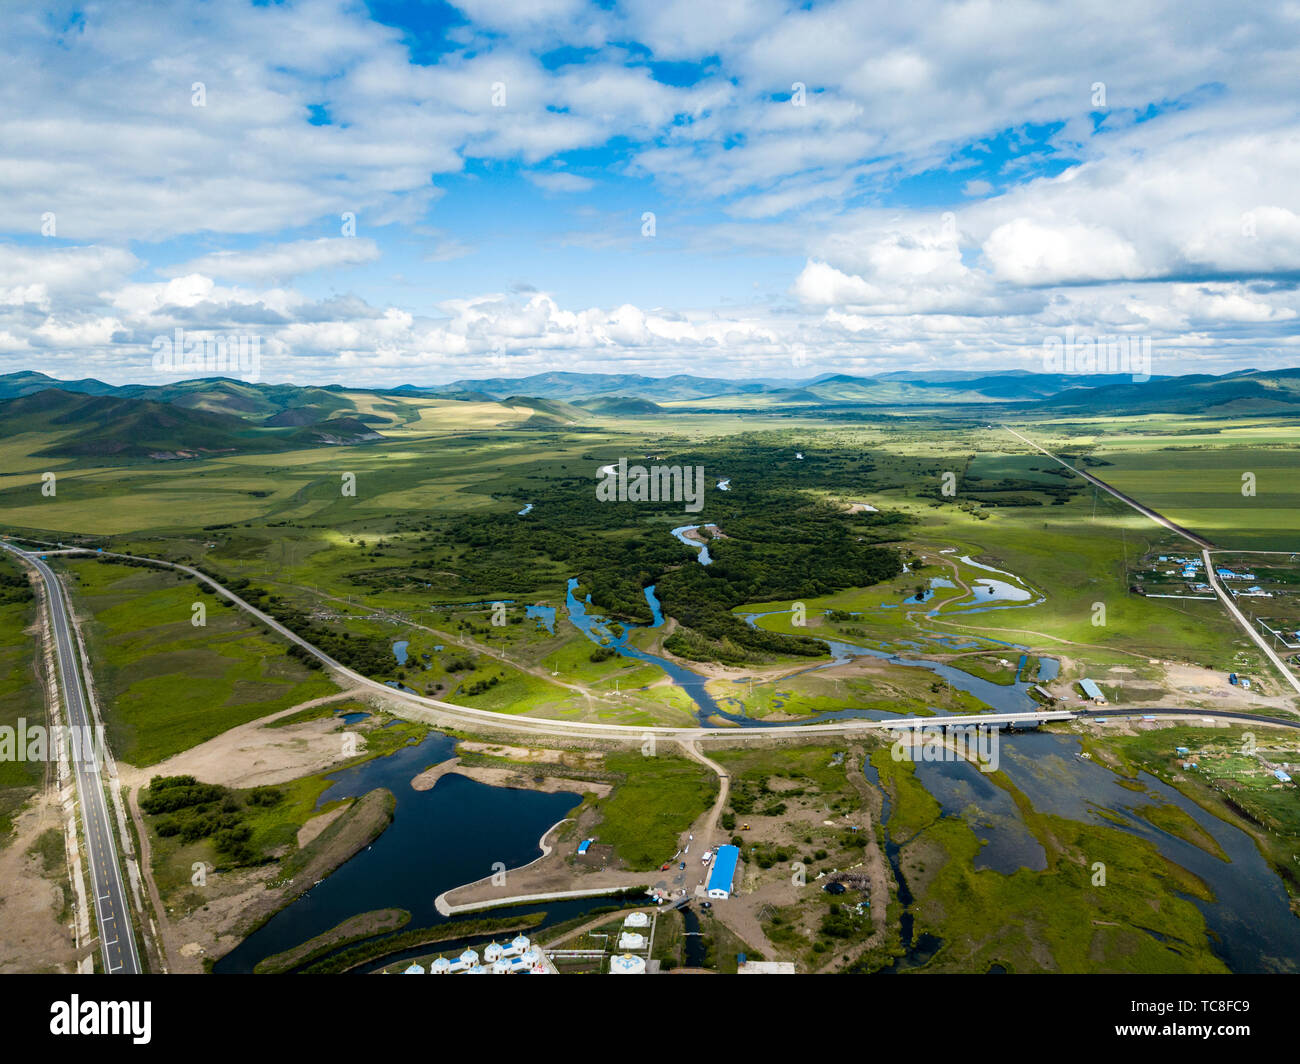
0, 552, 43, 838
586, 751, 719, 869
0, 405, 1293, 730
59, 559, 340, 765
872, 746, 1227, 973
3, 394, 1299, 976
1017, 415, 1300, 552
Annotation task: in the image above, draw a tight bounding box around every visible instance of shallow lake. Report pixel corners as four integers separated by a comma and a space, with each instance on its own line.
215, 733, 583, 974
898, 731, 1300, 972
872, 731, 1300, 972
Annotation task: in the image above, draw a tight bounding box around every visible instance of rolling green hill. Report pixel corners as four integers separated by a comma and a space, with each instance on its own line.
0, 389, 380, 460
0, 389, 276, 458
572, 395, 663, 415
1039, 369, 1300, 415
499, 395, 588, 424
6, 368, 1300, 435
122, 378, 358, 423
286, 416, 386, 446
0, 370, 120, 399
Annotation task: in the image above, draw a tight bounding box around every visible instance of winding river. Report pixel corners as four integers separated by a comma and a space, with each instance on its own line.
563, 578, 1056, 726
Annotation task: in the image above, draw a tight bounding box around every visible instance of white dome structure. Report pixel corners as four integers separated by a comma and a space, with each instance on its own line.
511, 934, 531, 951
483, 942, 504, 963
403, 962, 424, 975
459, 948, 480, 967
617, 932, 646, 950
430, 957, 452, 974
610, 953, 646, 974
623, 912, 650, 928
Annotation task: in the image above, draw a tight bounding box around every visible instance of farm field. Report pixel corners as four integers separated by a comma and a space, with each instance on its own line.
1011, 416, 1300, 552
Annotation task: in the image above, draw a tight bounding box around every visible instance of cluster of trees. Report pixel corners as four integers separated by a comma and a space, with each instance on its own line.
406, 442, 910, 664
459, 672, 502, 696
141, 775, 281, 866
0, 565, 33, 605
960, 473, 1084, 506
650, 495, 901, 663
441, 652, 476, 672
286, 643, 323, 670
820, 898, 870, 939
139, 776, 225, 813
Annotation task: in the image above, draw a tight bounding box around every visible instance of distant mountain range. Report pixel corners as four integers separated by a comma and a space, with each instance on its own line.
404, 368, 1170, 404
405, 366, 1300, 414
0, 366, 1297, 461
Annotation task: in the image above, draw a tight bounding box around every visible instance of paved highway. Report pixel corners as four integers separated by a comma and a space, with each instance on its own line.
0, 541, 141, 974
1083, 706, 1300, 731
1199, 548, 1300, 696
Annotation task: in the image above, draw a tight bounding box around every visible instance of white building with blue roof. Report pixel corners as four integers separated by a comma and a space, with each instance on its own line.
706, 845, 741, 899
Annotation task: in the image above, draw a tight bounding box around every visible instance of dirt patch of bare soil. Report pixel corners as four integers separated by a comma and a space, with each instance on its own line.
117, 692, 367, 791
410, 758, 611, 796
439, 804, 650, 908
296, 806, 347, 849
457, 741, 606, 770
0, 793, 79, 973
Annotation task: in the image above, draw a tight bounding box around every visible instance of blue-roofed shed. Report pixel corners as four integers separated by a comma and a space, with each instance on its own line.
706, 845, 740, 898
577, 838, 594, 855
1079, 678, 1106, 703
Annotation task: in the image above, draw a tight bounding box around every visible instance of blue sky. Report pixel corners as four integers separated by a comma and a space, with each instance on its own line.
1, 0, 1298, 386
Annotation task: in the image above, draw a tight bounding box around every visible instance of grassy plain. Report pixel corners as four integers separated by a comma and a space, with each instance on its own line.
586, 751, 718, 870
7, 393, 1300, 973
1013, 415, 1300, 552
1, 405, 1294, 731
0, 552, 43, 839
872, 746, 1228, 973
60, 559, 340, 765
